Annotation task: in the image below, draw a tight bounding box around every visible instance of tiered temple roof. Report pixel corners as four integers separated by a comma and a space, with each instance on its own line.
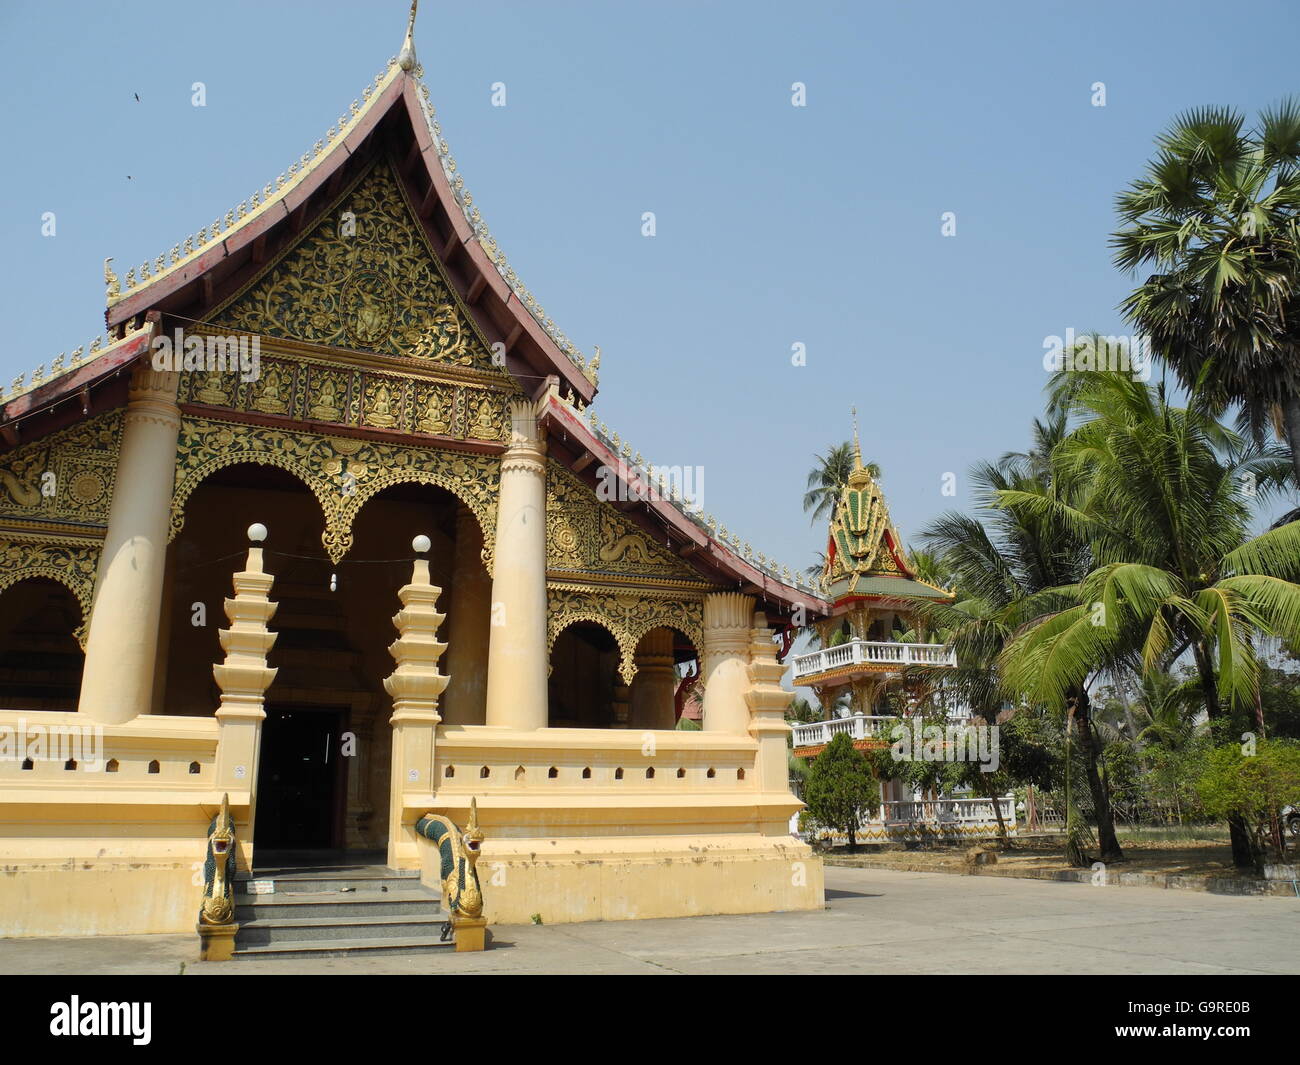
820, 436, 952, 609
0, 3, 822, 621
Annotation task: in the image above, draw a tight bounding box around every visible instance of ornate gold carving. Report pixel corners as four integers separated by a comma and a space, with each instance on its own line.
362, 377, 404, 429
177, 345, 510, 443
0, 533, 101, 647
0, 411, 123, 528
547, 584, 703, 685
211, 159, 500, 371
546, 462, 704, 582
170, 415, 499, 568
414, 382, 453, 434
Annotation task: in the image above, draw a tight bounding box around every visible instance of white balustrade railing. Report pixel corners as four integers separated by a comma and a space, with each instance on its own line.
882, 796, 1015, 825
791, 715, 898, 748
791, 639, 956, 682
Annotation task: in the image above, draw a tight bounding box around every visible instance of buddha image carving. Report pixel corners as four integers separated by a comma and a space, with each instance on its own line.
417, 388, 449, 434
309, 374, 343, 421
196, 368, 231, 406
471, 396, 497, 437
343, 270, 396, 348
366, 381, 398, 427
252, 366, 289, 414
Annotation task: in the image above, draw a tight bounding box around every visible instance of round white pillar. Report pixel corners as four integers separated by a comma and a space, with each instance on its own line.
78, 364, 181, 724
484, 399, 549, 730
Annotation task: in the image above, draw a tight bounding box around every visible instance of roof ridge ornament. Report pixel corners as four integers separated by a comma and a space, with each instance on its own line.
398, 0, 418, 71
847, 405, 874, 488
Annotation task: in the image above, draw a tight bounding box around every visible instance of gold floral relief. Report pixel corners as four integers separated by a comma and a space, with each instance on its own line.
545, 462, 703, 581
0, 535, 101, 647
0, 411, 122, 529
170, 415, 500, 569
210, 159, 499, 371
547, 585, 704, 685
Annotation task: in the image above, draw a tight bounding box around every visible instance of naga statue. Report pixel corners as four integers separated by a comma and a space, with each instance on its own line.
200, 793, 237, 926
415, 798, 484, 941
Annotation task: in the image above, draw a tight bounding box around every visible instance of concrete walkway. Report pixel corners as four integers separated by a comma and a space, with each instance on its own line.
2, 866, 1296, 974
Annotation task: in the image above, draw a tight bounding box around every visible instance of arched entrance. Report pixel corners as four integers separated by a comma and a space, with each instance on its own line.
0, 578, 84, 711
631, 626, 699, 729
548, 621, 622, 727
164, 464, 490, 857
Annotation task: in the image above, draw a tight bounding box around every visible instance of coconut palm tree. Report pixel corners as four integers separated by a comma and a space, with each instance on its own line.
802, 442, 881, 525
1113, 101, 1300, 483
998, 368, 1300, 866
911, 454, 1116, 855
1128, 671, 1204, 750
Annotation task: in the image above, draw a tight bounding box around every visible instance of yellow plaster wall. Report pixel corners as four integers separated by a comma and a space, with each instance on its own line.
420, 834, 823, 925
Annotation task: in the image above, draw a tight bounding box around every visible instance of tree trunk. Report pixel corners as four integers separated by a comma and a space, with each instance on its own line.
1072, 689, 1124, 862
1192, 639, 1255, 867
1280, 391, 1300, 489
984, 778, 1010, 846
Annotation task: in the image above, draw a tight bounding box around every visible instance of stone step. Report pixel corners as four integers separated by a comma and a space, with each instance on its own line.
233, 934, 452, 960
236, 871, 425, 895
235, 891, 437, 922
230, 862, 447, 960
236, 912, 447, 946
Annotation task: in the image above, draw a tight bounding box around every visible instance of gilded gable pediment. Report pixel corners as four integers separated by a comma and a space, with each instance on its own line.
547, 462, 705, 584
211, 158, 497, 372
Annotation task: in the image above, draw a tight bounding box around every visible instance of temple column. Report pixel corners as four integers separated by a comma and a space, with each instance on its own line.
441, 505, 491, 725
78, 364, 181, 724
701, 592, 754, 734
746, 611, 794, 795
630, 628, 677, 730
484, 399, 549, 730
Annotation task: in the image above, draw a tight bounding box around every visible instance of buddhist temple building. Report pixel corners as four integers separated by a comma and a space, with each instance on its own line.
791, 430, 956, 721
785, 438, 1014, 842
0, 8, 838, 940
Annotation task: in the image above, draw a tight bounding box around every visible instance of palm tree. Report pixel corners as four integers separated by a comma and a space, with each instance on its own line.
1113, 101, 1300, 483
1128, 671, 1203, 750
999, 408, 1069, 482
999, 368, 1300, 867
803, 442, 881, 525
909, 454, 1104, 852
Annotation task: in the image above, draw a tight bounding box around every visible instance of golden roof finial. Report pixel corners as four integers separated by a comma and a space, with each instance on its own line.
848, 406, 874, 488
398, 0, 419, 70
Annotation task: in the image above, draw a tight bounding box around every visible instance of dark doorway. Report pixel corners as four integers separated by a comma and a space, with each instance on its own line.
255, 707, 348, 850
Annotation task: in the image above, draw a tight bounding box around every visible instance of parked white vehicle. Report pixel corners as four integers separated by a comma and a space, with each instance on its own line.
1284, 805, 1300, 838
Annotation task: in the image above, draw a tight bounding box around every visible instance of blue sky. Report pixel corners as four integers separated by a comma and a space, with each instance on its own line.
3, 0, 1298, 571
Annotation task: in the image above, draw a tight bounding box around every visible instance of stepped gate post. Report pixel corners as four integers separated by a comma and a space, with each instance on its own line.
384, 534, 449, 868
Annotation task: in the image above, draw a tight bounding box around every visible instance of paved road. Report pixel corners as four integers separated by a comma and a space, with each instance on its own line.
2, 866, 1296, 974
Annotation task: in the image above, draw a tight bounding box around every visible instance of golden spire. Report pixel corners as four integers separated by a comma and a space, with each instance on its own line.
398, 0, 419, 70
847, 406, 874, 488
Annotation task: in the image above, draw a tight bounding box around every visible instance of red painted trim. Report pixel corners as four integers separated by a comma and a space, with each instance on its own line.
542, 395, 830, 616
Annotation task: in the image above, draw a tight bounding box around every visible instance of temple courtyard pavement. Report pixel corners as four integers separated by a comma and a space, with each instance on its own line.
3, 866, 1296, 975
